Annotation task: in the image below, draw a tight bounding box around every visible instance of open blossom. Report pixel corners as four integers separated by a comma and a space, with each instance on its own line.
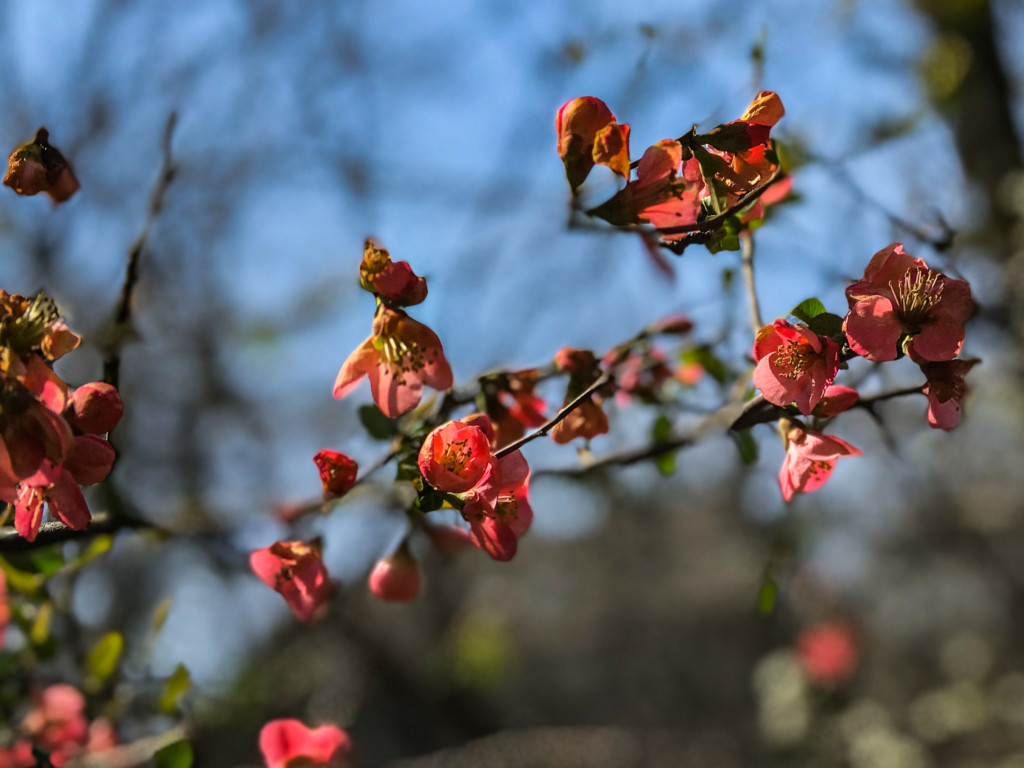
844, 243, 975, 363
796, 622, 859, 688
334, 307, 452, 418
418, 415, 532, 561
588, 140, 705, 236
369, 549, 422, 603
779, 425, 861, 502
313, 450, 358, 498
556, 96, 630, 190
260, 720, 351, 768
250, 540, 334, 622
753, 320, 840, 415
921, 358, 979, 431
358, 239, 427, 307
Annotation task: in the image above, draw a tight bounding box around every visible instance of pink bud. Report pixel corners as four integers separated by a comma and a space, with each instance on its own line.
66, 383, 123, 435
368, 550, 421, 603
64, 435, 116, 486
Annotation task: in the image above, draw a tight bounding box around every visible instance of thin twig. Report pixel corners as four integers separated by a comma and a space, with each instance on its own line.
739, 232, 762, 334
0, 511, 148, 553
495, 372, 614, 459
103, 112, 178, 388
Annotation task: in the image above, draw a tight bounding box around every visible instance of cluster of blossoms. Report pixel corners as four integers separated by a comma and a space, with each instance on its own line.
752, 242, 977, 501
0, 291, 122, 541
557, 91, 790, 253
0, 684, 117, 767
259, 719, 351, 768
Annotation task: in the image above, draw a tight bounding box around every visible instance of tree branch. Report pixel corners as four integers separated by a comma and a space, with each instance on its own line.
739, 232, 762, 334
103, 112, 178, 388
0, 511, 148, 553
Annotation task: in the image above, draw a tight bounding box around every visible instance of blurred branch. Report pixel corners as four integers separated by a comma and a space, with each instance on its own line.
739, 232, 762, 334
68, 725, 187, 768
102, 111, 178, 388
0, 511, 148, 553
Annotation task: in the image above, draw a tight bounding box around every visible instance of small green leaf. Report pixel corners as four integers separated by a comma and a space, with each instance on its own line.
791, 298, 826, 324
808, 312, 844, 339
655, 452, 676, 477
151, 598, 174, 636
29, 548, 63, 578
85, 631, 124, 691
154, 740, 193, 768
651, 415, 676, 476
731, 429, 759, 465
77, 535, 113, 566
358, 405, 397, 440
30, 602, 53, 646
0, 556, 42, 596
758, 579, 778, 615
159, 663, 192, 714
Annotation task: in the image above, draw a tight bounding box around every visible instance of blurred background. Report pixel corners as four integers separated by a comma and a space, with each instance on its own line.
1, 0, 1023, 765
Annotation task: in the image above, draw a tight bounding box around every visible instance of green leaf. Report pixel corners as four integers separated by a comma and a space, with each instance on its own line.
159, 663, 192, 714
808, 312, 844, 339
154, 740, 193, 768
655, 452, 676, 477
790, 298, 826, 324
0, 555, 42, 596
77, 535, 113, 566
680, 347, 727, 385
731, 429, 759, 465
358, 404, 397, 440
30, 602, 53, 646
151, 598, 174, 636
757, 579, 778, 615
29, 548, 63, 578
85, 631, 124, 691
651, 415, 676, 476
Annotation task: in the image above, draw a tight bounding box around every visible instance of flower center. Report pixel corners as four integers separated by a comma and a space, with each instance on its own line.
439, 439, 473, 475
381, 334, 425, 374
890, 267, 943, 329
772, 341, 813, 378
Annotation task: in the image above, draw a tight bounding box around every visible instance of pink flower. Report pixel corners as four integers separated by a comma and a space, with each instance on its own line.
21, 685, 89, 751
811, 385, 860, 418
844, 243, 975, 362
63, 435, 116, 486
334, 307, 452, 418
556, 97, 630, 191
753, 320, 840, 415
796, 622, 859, 688
14, 468, 91, 542
259, 720, 351, 768
779, 425, 861, 502
418, 419, 493, 493
368, 549, 421, 603
921, 358, 979, 431
250, 540, 334, 622
313, 450, 358, 499
588, 140, 705, 236
359, 239, 427, 307
418, 415, 532, 561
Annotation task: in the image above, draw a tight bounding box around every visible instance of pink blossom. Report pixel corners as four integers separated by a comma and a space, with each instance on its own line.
14, 468, 91, 542
921, 358, 979, 431
753, 320, 840, 415
334, 307, 452, 418
368, 549, 422, 603
418, 419, 493, 493
796, 622, 859, 688
64, 382, 123, 435
250, 540, 334, 622
779, 425, 861, 502
844, 243, 975, 362
359, 239, 427, 307
811, 385, 860, 418
21, 684, 89, 752
259, 719, 351, 768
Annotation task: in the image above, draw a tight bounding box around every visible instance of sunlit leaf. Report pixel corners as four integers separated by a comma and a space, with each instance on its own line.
85, 631, 124, 691
159, 663, 192, 714
791, 298, 826, 324
30, 602, 53, 646
154, 740, 193, 768
151, 598, 174, 636
29, 548, 63, 578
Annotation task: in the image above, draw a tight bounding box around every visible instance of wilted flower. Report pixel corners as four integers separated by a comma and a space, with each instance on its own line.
358, 239, 427, 307
334, 307, 452, 418
259, 720, 351, 768
556, 96, 630, 190
313, 450, 359, 498
753, 320, 840, 415
250, 540, 334, 622
3, 128, 79, 204
844, 243, 975, 362
551, 348, 609, 444
921, 358, 979, 431
779, 424, 861, 502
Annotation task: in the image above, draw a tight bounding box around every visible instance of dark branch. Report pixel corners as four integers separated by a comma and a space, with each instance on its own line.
0, 511, 147, 553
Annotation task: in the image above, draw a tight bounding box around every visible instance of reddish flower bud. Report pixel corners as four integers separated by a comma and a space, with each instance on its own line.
368, 549, 422, 603
921, 358, 979, 430
313, 450, 358, 499
65, 383, 123, 435
63, 434, 116, 486
259, 719, 351, 768
4, 128, 79, 204
358, 239, 427, 306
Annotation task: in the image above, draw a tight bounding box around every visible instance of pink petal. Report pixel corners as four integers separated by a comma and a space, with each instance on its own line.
754, 356, 800, 407
926, 389, 961, 431
844, 295, 901, 361
47, 471, 91, 530
259, 720, 350, 768
333, 337, 377, 399
907, 317, 964, 363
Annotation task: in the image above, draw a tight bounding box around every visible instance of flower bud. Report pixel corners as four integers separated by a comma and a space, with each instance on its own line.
65, 383, 123, 435
368, 549, 421, 603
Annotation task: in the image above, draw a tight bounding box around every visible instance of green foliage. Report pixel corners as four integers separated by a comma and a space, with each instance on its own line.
731, 428, 759, 465
154, 740, 194, 768
790, 297, 827, 324
651, 415, 676, 476
160, 663, 192, 714
681, 347, 727, 384
359, 404, 398, 440
85, 631, 124, 692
